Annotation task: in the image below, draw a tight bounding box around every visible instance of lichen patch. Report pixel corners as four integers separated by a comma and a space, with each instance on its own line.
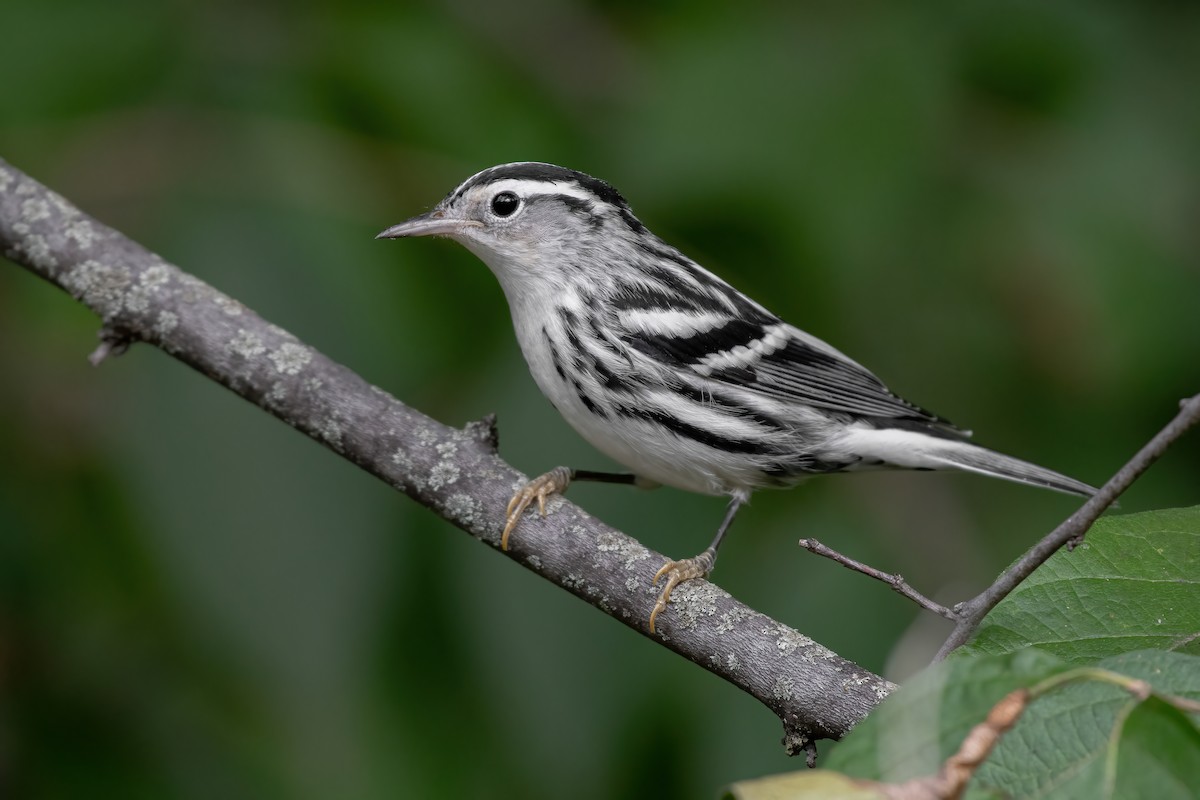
21, 197, 51, 222
444, 492, 479, 526
269, 343, 311, 375
770, 625, 816, 657
62, 260, 130, 316
65, 219, 96, 248
154, 310, 179, 336
229, 329, 266, 359
19, 233, 58, 273
594, 530, 651, 571
667, 580, 724, 630
317, 416, 344, 449
213, 294, 244, 316
140, 263, 170, 289
715, 605, 752, 635
428, 461, 460, 490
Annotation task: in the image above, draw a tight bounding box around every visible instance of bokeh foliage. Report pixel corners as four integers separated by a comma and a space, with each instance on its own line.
2, 1, 1198, 797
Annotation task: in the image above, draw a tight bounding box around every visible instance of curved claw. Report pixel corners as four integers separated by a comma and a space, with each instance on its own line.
500, 495, 533, 551
647, 551, 716, 634
648, 568, 685, 634
500, 467, 573, 551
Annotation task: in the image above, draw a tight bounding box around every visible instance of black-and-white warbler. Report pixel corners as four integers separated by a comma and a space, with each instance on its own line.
379, 162, 1097, 632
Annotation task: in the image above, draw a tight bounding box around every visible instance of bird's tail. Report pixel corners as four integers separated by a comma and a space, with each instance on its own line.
921, 440, 1098, 498
840, 426, 1099, 498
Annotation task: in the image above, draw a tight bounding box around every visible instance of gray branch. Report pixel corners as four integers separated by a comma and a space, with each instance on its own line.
0, 157, 892, 755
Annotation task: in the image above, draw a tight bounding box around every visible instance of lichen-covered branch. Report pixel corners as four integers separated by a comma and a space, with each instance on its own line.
0, 157, 892, 753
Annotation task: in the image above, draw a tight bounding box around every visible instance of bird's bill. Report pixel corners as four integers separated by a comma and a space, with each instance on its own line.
376, 212, 476, 239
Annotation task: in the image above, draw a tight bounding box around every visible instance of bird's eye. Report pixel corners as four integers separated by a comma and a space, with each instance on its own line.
490, 191, 520, 217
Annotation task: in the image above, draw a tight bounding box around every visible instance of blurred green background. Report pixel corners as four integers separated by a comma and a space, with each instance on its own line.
2, 1, 1198, 797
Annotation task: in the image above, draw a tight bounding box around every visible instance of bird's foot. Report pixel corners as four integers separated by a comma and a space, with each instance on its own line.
649, 549, 716, 634
502, 466, 573, 550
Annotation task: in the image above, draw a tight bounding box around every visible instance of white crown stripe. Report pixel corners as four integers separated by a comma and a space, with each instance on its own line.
470, 178, 597, 204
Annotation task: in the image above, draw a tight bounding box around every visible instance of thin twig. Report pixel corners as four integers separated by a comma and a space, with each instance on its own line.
798, 538, 956, 620
0, 156, 894, 752
933, 392, 1200, 661
802, 740, 818, 769
87, 324, 133, 366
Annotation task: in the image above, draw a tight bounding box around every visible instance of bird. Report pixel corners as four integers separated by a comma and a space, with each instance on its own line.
377, 162, 1097, 633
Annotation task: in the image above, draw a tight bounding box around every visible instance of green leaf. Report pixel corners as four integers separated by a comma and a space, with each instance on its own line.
824, 649, 1200, 799
1113, 696, 1200, 799
824, 649, 1066, 782
975, 649, 1200, 797
962, 507, 1200, 663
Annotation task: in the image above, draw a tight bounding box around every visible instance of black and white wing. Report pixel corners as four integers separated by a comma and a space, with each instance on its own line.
608, 258, 968, 438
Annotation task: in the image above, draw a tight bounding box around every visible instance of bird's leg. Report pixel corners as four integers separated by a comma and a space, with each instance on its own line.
501, 468, 642, 550
649, 494, 747, 634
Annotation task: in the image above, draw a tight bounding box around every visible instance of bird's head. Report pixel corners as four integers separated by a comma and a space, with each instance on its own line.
377, 162, 648, 290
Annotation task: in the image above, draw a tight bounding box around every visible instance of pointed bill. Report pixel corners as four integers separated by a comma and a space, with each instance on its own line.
376, 212, 478, 239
